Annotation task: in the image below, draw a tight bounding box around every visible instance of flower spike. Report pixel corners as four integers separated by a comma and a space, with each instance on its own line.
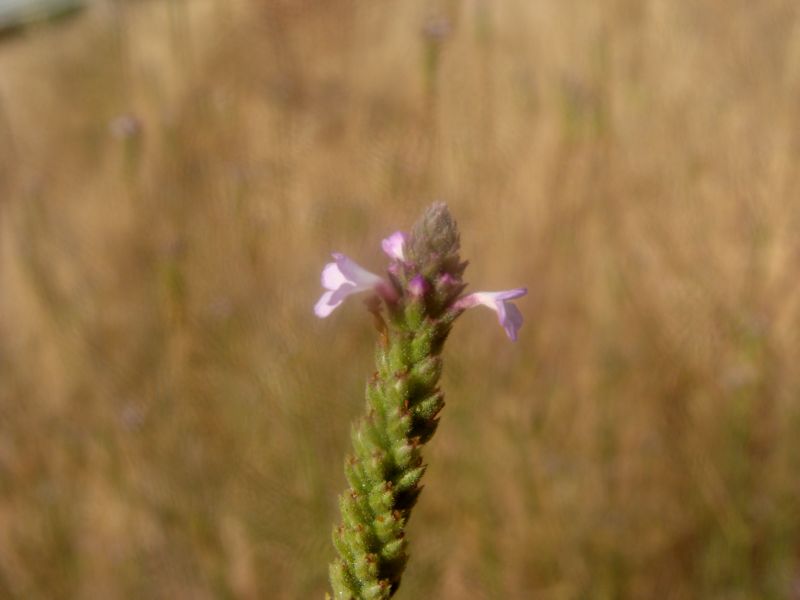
314, 254, 386, 318
316, 205, 525, 599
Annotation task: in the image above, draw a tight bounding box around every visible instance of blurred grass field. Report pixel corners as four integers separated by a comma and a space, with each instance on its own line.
2, 1, 800, 598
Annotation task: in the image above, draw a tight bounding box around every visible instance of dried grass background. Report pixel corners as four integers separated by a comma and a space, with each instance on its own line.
2, 1, 800, 598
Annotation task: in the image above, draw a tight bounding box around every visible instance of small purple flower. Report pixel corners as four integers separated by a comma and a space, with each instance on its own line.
456, 288, 527, 341
381, 231, 407, 261
314, 254, 386, 318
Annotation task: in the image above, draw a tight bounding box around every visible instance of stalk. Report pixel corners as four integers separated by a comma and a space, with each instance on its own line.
317, 203, 525, 598
329, 205, 465, 599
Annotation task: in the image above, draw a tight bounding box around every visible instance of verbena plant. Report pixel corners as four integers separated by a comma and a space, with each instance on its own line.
315, 203, 526, 599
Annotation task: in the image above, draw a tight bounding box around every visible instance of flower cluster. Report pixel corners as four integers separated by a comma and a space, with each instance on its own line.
315, 232, 526, 340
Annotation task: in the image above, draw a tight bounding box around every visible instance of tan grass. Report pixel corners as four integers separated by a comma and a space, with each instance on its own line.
1, 1, 800, 598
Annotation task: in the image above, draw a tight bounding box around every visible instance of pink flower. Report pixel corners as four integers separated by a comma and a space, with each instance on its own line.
456, 288, 527, 341
314, 254, 386, 318
381, 231, 407, 261
315, 232, 407, 318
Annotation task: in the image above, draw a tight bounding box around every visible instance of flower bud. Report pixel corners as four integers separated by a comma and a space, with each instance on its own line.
408, 275, 428, 299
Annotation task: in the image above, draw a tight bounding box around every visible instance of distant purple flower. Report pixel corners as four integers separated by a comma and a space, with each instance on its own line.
456, 288, 527, 341
109, 113, 142, 140
314, 254, 386, 318
381, 231, 406, 261
422, 16, 451, 41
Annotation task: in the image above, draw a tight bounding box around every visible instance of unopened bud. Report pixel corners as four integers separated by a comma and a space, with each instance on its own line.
408, 275, 428, 299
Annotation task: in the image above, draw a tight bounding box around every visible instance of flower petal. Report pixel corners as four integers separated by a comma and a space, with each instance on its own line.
495, 297, 507, 326
494, 287, 528, 301
468, 288, 527, 307
501, 302, 524, 341
314, 290, 343, 318
469, 291, 504, 310
321, 261, 349, 290
381, 231, 407, 261
332, 254, 384, 289
329, 282, 359, 305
